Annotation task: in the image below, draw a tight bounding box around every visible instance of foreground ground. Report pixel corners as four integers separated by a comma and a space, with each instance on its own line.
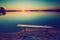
0, 28, 60, 40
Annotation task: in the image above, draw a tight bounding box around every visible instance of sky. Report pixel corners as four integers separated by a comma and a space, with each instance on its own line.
0, 0, 60, 32
0, 0, 60, 10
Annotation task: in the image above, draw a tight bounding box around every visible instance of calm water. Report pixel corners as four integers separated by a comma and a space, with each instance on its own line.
0, 12, 60, 32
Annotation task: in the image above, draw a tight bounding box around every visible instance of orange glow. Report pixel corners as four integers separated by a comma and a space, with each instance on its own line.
22, 10, 27, 12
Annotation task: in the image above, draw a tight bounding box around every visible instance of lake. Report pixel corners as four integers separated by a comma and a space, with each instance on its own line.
0, 12, 60, 32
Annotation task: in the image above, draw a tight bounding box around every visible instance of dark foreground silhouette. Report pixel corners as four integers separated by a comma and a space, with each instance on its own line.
0, 7, 6, 16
